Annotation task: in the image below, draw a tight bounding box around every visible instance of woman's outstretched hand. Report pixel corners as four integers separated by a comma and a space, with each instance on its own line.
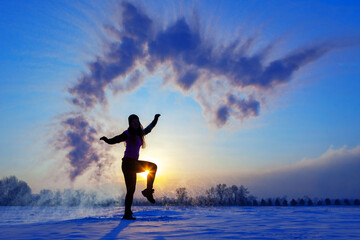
155, 114, 161, 119
100, 136, 107, 141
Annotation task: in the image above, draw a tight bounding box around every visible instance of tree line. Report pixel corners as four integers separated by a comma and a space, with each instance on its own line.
1, 176, 360, 207
0, 176, 119, 207
134, 184, 360, 207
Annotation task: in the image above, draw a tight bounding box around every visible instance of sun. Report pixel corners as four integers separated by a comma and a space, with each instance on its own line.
139, 170, 149, 180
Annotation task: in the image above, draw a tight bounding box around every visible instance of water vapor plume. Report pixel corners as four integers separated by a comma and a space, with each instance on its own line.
69, 2, 339, 125
57, 114, 102, 181
69, 2, 153, 109
57, 1, 354, 181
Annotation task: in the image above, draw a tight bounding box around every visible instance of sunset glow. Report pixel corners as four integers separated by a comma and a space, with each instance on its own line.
0, 1, 359, 199
139, 170, 149, 180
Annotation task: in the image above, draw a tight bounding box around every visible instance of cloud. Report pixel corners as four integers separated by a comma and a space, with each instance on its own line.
148, 18, 201, 61
69, 2, 342, 125
110, 69, 145, 93
58, 114, 101, 181
255, 45, 329, 87
247, 145, 360, 198
68, 2, 152, 109
59, 2, 355, 181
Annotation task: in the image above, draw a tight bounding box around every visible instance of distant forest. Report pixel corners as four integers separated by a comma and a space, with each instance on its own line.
1, 176, 359, 207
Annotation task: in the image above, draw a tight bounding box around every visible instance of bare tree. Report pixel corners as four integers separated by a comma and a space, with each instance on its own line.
237, 185, 249, 206
231, 185, 238, 205
0, 176, 32, 206
290, 199, 297, 206
176, 187, 188, 204
206, 187, 217, 206
216, 184, 227, 205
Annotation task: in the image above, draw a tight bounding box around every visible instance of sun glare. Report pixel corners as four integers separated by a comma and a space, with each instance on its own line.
139, 170, 149, 180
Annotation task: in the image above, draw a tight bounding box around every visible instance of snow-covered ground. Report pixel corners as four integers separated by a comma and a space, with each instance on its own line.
1, 206, 360, 239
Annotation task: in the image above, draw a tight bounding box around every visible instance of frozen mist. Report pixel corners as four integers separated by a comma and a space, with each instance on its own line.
1, 206, 360, 239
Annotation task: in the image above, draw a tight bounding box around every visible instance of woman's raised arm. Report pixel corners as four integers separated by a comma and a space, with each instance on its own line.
144, 114, 161, 135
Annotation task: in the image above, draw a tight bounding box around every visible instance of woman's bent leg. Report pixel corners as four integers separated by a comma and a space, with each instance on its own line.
136, 161, 157, 190
146, 162, 157, 190
134, 160, 157, 204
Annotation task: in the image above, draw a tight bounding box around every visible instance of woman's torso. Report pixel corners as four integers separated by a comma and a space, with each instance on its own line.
123, 130, 142, 160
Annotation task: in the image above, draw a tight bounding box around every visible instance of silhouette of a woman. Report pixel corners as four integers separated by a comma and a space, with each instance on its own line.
100, 114, 160, 220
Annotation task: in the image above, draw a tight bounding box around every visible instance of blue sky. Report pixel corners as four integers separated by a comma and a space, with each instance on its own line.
1, 0, 360, 198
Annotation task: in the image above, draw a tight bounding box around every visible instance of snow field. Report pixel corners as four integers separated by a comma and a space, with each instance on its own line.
1, 206, 360, 239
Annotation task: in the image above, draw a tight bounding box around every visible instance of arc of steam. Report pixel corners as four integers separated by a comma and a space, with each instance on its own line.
60, 2, 343, 181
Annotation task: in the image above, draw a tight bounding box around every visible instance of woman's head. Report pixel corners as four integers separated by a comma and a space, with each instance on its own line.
128, 114, 140, 129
